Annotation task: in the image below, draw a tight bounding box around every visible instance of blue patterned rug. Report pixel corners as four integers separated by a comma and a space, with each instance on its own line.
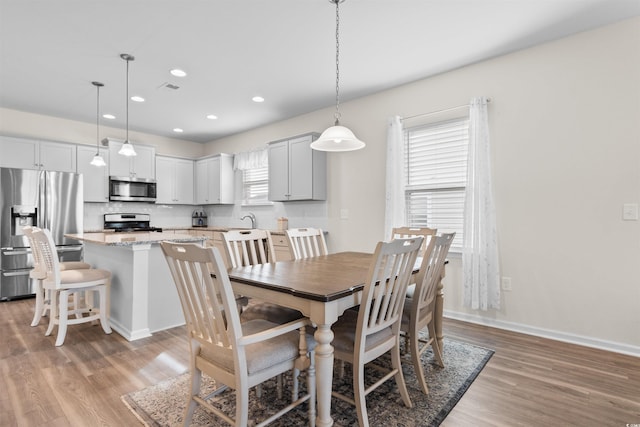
122, 337, 493, 427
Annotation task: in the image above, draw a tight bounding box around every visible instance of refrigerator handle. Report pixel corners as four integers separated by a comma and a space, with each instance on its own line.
38, 170, 47, 230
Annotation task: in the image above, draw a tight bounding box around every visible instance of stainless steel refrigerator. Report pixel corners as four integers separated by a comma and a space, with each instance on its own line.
0, 167, 84, 300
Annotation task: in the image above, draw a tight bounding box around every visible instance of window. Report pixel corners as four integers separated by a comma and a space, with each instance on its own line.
404, 117, 469, 251
242, 166, 269, 205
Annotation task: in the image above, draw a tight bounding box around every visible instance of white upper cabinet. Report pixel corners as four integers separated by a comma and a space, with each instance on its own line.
76, 145, 109, 202
155, 156, 194, 205
194, 154, 234, 205
268, 133, 325, 201
105, 138, 156, 180
0, 135, 77, 172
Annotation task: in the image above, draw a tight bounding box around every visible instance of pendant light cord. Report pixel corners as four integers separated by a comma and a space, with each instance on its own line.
125, 57, 130, 143
334, 0, 341, 125
96, 83, 100, 152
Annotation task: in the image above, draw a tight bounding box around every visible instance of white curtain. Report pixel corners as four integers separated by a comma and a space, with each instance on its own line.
463, 97, 501, 310
384, 116, 406, 239
233, 148, 268, 170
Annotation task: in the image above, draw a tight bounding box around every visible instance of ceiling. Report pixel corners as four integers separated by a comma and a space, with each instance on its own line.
1, 0, 639, 144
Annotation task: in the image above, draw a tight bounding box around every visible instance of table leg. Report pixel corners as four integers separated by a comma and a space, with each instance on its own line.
314, 324, 335, 427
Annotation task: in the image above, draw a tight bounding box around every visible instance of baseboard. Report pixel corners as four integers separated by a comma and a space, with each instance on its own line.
108, 318, 152, 342
444, 310, 640, 358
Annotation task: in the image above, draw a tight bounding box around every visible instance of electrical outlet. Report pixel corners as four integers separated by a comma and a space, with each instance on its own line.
501, 277, 512, 291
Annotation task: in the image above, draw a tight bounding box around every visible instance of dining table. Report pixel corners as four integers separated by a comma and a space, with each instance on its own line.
227, 251, 447, 427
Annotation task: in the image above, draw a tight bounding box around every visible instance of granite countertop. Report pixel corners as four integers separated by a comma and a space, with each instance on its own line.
65, 231, 205, 246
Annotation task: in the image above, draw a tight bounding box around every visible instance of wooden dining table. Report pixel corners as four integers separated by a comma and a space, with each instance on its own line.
228, 251, 447, 427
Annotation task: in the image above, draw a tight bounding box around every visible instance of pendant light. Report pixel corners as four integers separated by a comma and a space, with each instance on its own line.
118, 53, 137, 157
311, 0, 365, 152
89, 81, 107, 167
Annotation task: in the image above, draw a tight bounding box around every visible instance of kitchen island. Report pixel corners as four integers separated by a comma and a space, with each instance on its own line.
65, 231, 205, 341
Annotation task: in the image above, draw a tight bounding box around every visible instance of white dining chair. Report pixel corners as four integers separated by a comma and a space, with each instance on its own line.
29, 227, 112, 346
224, 229, 304, 324
331, 237, 423, 427
161, 241, 316, 427
400, 232, 455, 394
286, 227, 328, 259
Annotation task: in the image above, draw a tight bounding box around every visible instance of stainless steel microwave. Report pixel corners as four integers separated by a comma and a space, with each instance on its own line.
109, 176, 157, 203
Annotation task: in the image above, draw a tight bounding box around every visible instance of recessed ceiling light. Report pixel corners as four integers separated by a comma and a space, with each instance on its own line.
103, 114, 115, 120
170, 69, 187, 77
173, 128, 184, 133
206, 114, 218, 120
131, 95, 145, 102
252, 96, 265, 103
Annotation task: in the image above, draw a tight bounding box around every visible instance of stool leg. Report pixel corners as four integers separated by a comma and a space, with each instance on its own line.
55, 290, 70, 346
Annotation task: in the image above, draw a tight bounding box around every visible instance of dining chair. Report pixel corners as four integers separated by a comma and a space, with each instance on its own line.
160, 241, 316, 427
29, 227, 112, 346
400, 232, 455, 394
23, 226, 92, 327
224, 229, 303, 324
222, 229, 275, 267
331, 237, 423, 427
286, 227, 328, 259
391, 226, 437, 255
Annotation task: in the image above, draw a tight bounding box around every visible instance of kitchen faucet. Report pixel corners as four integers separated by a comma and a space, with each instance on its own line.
240, 212, 256, 229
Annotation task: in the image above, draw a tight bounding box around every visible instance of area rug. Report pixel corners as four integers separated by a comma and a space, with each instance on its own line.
122, 337, 493, 427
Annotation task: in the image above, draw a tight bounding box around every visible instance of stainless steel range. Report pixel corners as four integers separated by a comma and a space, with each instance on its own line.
104, 213, 162, 233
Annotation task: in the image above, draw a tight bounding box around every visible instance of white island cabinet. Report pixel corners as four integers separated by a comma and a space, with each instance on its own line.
65, 231, 204, 340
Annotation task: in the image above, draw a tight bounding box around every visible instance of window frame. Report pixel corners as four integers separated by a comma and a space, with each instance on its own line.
403, 116, 469, 252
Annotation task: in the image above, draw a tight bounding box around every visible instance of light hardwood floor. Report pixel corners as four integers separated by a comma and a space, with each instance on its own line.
1, 297, 639, 426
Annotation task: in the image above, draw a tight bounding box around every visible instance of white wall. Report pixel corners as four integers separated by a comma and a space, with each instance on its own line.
0, 108, 205, 159
1, 17, 638, 354
206, 17, 640, 354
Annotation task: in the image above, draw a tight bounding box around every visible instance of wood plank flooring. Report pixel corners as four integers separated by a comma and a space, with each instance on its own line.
1, 297, 639, 426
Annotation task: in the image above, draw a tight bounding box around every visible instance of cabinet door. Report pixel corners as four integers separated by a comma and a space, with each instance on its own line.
209, 156, 221, 203
174, 158, 194, 204
194, 158, 210, 204
39, 141, 77, 172
0, 136, 39, 169
268, 140, 289, 201
107, 141, 131, 177
132, 145, 156, 180
107, 140, 155, 179
288, 135, 314, 200
155, 156, 174, 203
77, 145, 109, 202
217, 154, 234, 204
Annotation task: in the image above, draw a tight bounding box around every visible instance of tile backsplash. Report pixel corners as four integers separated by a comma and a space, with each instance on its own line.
83, 201, 328, 232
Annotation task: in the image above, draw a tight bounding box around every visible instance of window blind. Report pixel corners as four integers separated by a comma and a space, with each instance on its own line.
404, 117, 469, 251
242, 166, 269, 204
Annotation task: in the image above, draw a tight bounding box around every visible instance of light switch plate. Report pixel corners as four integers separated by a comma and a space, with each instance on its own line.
623, 203, 639, 221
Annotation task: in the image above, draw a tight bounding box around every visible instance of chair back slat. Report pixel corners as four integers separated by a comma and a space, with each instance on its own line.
358, 237, 422, 339
391, 226, 437, 287
222, 229, 275, 267
286, 228, 328, 260
414, 233, 455, 323
161, 242, 242, 352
